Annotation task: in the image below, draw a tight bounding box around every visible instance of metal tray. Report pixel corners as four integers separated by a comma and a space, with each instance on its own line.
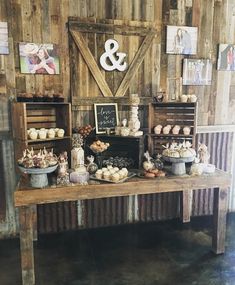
90, 172, 136, 184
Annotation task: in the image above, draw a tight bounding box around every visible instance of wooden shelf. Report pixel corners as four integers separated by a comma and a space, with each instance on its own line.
148, 133, 194, 138
16, 102, 69, 105
148, 102, 197, 155
12, 102, 72, 160
27, 136, 71, 143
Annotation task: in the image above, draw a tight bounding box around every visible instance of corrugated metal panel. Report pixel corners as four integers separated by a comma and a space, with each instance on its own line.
138, 193, 180, 222
82, 197, 128, 228
192, 132, 234, 216
38, 202, 78, 233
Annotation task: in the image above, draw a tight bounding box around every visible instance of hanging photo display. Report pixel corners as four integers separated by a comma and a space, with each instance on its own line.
19, 42, 60, 74
0, 22, 9, 54
166, 25, 198, 55
183, 59, 212, 85
217, 44, 235, 71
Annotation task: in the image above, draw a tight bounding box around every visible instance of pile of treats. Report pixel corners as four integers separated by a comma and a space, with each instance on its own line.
90, 140, 110, 153
144, 169, 166, 178
72, 124, 93, 138
17, 92, 64, 102
102, 156, 134, 168
95, 166, 128, 182
28, 128, 65, 140
18, 148, 57, 168
162, 141, 196, 158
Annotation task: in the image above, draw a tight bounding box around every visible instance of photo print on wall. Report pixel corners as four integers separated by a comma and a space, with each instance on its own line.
183, 59, 212, 85
0, 22, 9, 54
166, 25, 198, 55
19, 42, 60, 74
217, 44, 235, 71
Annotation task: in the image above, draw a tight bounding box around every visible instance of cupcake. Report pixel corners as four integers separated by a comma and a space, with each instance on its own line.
48, 129, 56, 139
183, 126, 191, 135
111, 173, 120, 182
109, 169, 116, 175
118, 170, 125, 179
103, 171, 111, 180
107, 165, 113, 171
121, 168, 128, 177
95, 170, 102, 179
102, 167, 108, 172
113, 167, 119, 172
154, 125, 162, 134
163, 126, 170, 134
57, 129, 65, 138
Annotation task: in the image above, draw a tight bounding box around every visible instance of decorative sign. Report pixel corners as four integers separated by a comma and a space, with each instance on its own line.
94, 103, 119, 134
99, 39, 127, 71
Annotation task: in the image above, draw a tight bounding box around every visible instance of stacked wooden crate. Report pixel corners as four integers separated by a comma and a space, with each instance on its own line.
148, 102, 197, 155
12, 102, 72, 160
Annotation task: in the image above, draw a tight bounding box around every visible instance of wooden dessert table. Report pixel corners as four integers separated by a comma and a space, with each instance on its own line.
14, 169, 231, 285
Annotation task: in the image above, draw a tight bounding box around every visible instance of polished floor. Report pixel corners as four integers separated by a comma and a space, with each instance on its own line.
1, 215, 235, 285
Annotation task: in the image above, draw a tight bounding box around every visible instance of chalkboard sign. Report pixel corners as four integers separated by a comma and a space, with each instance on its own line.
94, 103, 119, 134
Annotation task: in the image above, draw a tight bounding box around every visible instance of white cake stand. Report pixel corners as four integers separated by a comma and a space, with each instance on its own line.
162, 156, 195, 175
18, 164, 58, 188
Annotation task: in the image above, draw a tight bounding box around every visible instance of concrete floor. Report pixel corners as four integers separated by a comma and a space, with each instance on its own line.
1, 215, 235, 285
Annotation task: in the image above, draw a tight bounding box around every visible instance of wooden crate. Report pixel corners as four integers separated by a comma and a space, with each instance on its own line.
148, 102, 197, 155
12, 102, 72, 160
84, 134, 146, 169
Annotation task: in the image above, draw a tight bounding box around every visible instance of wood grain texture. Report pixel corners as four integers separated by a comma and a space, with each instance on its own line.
70, 28, 113, 97
15, 169, 231, 207
212, 187, 228, 254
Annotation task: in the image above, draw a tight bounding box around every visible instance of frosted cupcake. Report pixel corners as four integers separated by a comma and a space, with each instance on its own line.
121, 168, 128, 177
111, 173, 120, 182
95, 169, 102, 179
113, 167, 119, 172
118, 170, 125, 179
102, 167, 108, 172
103, 171, 111, 180
107, 165, 113, 170
109, 169, 116, 175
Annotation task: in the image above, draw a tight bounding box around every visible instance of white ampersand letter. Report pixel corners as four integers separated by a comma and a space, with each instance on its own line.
100, 39, 127, 71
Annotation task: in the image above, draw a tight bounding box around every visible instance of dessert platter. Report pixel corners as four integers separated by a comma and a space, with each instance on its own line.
162, 141, 196, 175
90, 165, 136, 183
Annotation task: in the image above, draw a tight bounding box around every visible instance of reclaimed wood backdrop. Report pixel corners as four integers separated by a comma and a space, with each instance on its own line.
1, 0, 235, 237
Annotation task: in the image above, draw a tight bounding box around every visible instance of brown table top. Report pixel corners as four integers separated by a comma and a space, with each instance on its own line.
14, 169, 231, 207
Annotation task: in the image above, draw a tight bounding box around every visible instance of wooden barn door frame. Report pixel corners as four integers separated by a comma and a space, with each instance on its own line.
68, 19, 157, 100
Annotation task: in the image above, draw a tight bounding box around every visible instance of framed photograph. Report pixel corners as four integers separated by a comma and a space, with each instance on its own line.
94, 103, 119, 134
217, 44, 235, 71
183, 59, 212, 85
0, 22, 9, 54
19, 42, 60, 74
166, 25, 198, 55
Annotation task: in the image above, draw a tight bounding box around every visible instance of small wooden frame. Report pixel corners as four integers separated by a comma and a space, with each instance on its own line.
94, 103, 119, 134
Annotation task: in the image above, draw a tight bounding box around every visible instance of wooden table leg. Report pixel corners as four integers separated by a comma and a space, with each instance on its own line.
19, 206, 35, 285
212, 187, 228, 254
181, 190, 192, 223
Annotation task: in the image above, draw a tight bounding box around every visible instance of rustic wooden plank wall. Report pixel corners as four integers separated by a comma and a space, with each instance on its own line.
0, 0, 235, 237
